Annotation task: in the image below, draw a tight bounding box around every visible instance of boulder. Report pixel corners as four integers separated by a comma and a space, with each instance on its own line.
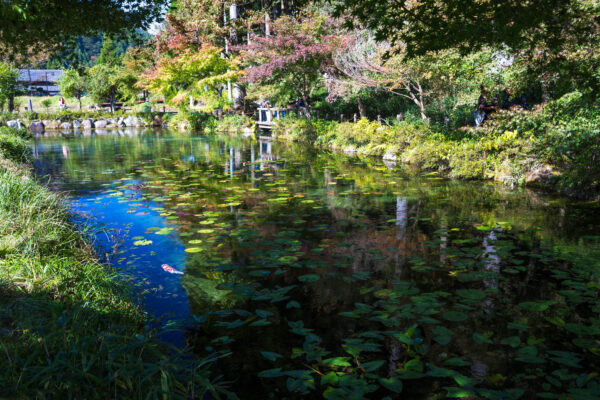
43, 120, 60, 130
153, 115, 163, 127
29, 121, 45, 131
243, 127, 254, 137
117, 117, 126, 127
95, 119, 108, 128
6, 120, 21, 129
82, 119, 94, 130
125, 116, 138, 127
383, 150, 397, 162
72, 120, 82, 129
344, 145, 357, 155
525, 164, 559, 186
60, 122, 72, 130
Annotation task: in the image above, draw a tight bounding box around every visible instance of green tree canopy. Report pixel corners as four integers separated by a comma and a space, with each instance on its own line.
0, 0, 165, 59
334, 0, 599, 58
0, 62, 19, 111
58, 69, 88, 110
87, 64, 121, 112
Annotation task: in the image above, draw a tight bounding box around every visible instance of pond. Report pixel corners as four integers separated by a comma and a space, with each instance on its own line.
32, 129, 600, 400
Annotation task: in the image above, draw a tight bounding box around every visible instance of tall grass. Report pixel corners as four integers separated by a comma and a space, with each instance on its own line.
0, 130, 236, 398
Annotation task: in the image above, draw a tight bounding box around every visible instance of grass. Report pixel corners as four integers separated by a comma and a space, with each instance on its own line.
0, 126, 236, 399
14, 95, 96, 113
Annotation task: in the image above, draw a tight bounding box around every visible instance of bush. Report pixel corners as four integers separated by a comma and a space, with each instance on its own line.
0, 126, 32, 139
273, 116, 317, 142
216, 114, 256, 134
481, 91, 600, 196
0, 134, 30, 163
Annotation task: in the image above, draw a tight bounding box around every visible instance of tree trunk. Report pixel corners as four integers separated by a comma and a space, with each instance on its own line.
357, 95, 366, 118
110, 91, 115, 114
541, 77, 551, 102
8, 93, 14, 112
302, 94, 311, 120
78, 95, 82, 110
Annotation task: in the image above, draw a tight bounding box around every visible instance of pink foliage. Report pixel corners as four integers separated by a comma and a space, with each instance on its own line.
235, 16, 348, 84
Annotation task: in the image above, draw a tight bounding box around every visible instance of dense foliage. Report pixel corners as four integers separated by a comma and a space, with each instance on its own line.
0, 0, 164, 59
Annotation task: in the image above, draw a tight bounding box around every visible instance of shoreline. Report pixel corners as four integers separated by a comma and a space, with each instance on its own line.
0, 127, 223, 398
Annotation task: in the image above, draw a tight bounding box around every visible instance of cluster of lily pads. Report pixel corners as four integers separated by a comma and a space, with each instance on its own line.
36, 131, 600, 399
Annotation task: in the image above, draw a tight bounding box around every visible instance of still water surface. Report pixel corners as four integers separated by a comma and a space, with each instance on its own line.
33, 129, 600, 399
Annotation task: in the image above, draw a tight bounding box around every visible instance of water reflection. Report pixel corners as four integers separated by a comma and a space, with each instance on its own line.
32, 129, 600, 399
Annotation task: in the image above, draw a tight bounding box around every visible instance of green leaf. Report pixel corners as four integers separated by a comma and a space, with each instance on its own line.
456, 289, 486, 300
286, 300, 301, 309
442, 311, 468, 322
500, 336, 521, 348
298, 274, 320, 282
261, 351, 283, 362
258, 368, 284, 378
322, 357, 352, 367
519, 301, 553, 311
360, 360, 385, 372
379, 377, 403, 393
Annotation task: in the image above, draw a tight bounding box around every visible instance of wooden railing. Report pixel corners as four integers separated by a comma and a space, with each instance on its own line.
257, 107, 290, 129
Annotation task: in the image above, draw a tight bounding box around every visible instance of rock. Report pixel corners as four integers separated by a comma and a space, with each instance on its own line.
125, 116, 138, 127
153, 115, 163, 127
344, 145, 357, 155
525, 164, 559, 186
383, 159, 397, 169
138, 117, 149, 127
72, 120, 82, 129
82, 119, 94, 130
6, 120, 21, 129
60, 122, 72, 130
43, 120, 60, 130
383, 150, 397, 162
95, 119, 107, 128
243, 127, 254, 137
117, 117, 126, 127
29, 121, 44, 131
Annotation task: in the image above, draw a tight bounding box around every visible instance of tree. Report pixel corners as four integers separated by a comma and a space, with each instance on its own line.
238, 13, 343, 116
0, 0, 165, 59
329, 31, 504, 122
96, 36, 120, 67
140, 44, 239, 111
58, 69, 88, 110
0, 62, 19, 111
118, 45, 156, 103
333, 0, 599, 58
87, 64, 120, 113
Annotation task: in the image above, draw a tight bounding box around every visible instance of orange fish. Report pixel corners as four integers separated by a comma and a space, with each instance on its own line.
162, 264, 184, 275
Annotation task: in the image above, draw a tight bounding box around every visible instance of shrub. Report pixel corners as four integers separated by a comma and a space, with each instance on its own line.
0, 134, 30, 163
0, 126, 32, 139
216, 114, 256, 134
273, 116, 317, 142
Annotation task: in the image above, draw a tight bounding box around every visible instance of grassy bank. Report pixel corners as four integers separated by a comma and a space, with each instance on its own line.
270, 91, 600, 199
0, 128, 233, 399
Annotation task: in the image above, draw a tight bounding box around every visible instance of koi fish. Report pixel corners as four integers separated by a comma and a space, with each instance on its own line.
162, 264, 184, 275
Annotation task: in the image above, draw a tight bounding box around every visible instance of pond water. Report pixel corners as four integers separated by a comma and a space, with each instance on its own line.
32, 129, 600, 400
